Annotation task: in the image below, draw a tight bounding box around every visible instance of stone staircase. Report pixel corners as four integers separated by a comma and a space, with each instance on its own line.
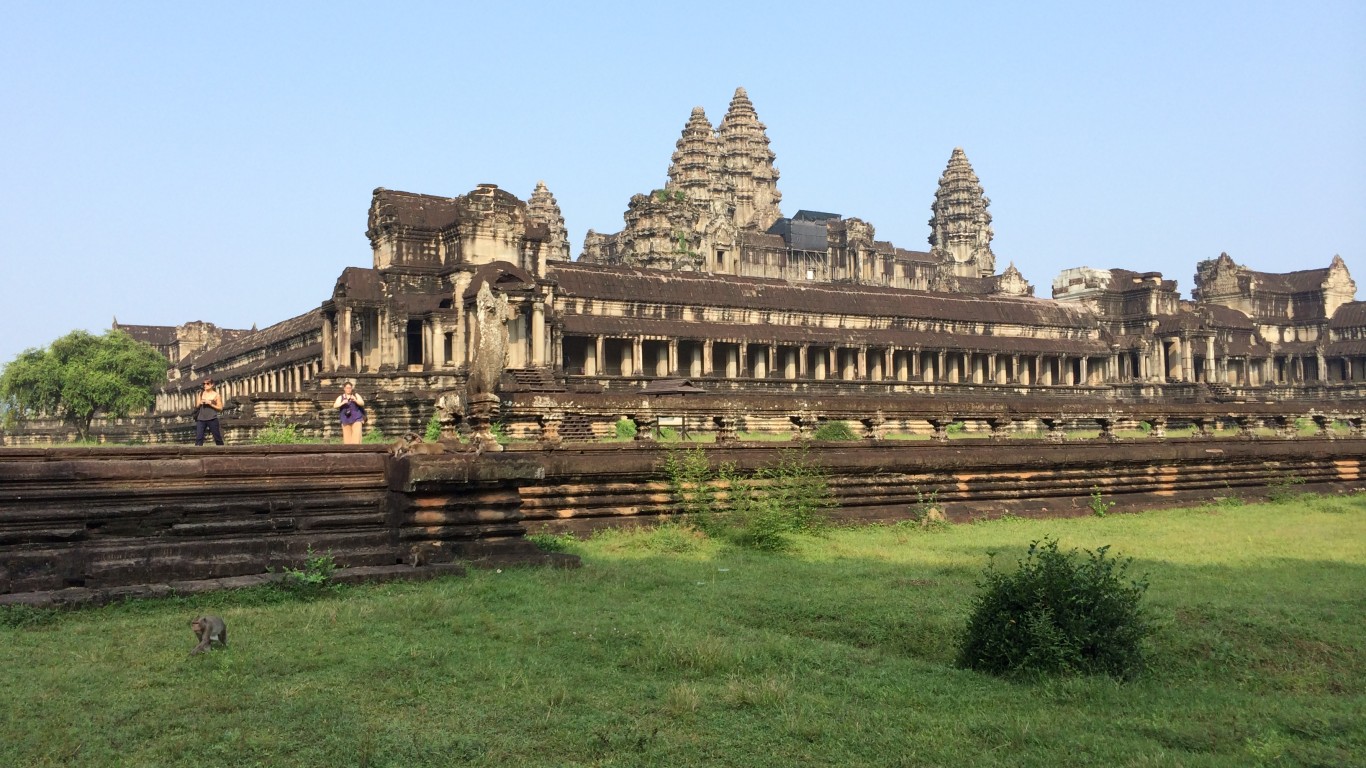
558, 414, 597, 442
502, 368, 566, 393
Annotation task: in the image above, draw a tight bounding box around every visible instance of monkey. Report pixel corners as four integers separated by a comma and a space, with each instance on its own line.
389, 432, 454, 458
407, 541, 446, 567
189, 615, 228, 655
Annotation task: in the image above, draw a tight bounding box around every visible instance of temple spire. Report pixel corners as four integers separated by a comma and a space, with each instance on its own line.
929, 147, 996, 278
718, 86, 782, 230
527, 181, 570, 263
666, 107, 723, 215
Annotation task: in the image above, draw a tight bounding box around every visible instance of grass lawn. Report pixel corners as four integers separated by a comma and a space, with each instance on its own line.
2, 496, 1363, 767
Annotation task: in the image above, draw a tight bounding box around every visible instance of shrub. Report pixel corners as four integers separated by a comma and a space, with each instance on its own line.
957, 537, 1151, 680
361, 429, 387, 444
615, 418, 637, 440
1267, 473, 1306, 504
278, 546, 338, 595
527, 531, 576, 553
1089, 486, 1116, 517
946, 420, 967, 435
424, 413, 442, 442
663, 446, 834, 551
254, 418, 303, 445
812, 420, 856, 441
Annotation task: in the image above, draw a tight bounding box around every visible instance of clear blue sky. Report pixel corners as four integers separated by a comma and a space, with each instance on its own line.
2, 1, 1363, 367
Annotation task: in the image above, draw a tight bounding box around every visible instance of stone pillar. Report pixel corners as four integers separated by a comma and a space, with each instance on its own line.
861, 413, 886, 441
1080, 356, 1090, 386
936, 351, 947, 384
531, 301, 546, 367
911, 348, 921, 380
588, 336, 602, 376
767, 346, 777, 379
538, 412, 563, 444
987, 416, 1012, 441
703, 340, 714, 376
927, 417, 951, 443
713, 415, 738, 443
1266, 415, 1292, 439
322, 312, 336, 370
631, 337, 643, 376
338, 306, 353, 370
1148, 416, 1167, 439
1311, 412, 1333, 437
1011, 354, 1021, 385
1041, 417, 1066, 443
856, 346, 867, 380
1193, 416, 1214, 439
632, 411, 657, 442
799, 346, 809, 379
1094, 416, 1119, 442
668, 340, 679, 376
738, 342, 749, 377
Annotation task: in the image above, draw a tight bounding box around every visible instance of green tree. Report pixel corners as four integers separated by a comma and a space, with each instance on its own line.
0, 330, 168, 441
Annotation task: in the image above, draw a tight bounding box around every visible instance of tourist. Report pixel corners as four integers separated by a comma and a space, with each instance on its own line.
334, 381, 367, 444
193, 378, 225, 446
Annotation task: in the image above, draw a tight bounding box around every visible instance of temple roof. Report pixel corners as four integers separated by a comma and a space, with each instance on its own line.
178, 309, 323, 371
548, 262, 1094, 329
114, 323, 178, 346
1330, 301, 1366, 328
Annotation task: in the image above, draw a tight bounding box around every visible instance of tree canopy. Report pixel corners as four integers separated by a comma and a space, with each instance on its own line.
0, 329, 168, 441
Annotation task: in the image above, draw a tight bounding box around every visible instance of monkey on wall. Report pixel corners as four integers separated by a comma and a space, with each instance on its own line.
189, 615, 228, 655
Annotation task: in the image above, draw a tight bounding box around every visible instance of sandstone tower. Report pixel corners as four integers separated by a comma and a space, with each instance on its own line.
929, 147, 996, 279
582, 87, 783, 270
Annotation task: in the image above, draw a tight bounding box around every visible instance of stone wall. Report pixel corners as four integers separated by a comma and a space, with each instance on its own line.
2, 433, 1362, 604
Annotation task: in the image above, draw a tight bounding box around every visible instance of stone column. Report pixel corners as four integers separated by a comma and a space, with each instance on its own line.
911, 348, 921, 380
1094, 415, 1119, 442
861, 413, 886, 441
538, 412, 563, 444
587, 334, 603, 374
338, 306, 353, 370
703, 339, 714, 376
593, 336, 604, 376
1080, 356, 1090, 386
713, 415, 738, 443
531, 300, 546, 367
1041, 417, 1066, 443
936, 351, 947, 383
668, 340, 679, 376
988, 416, 1012, 441
856, 346, 867, 380
1011, 354, 1021, 385
321, 312, 335, 370
738, 342, 749, 377
1148, 416, 1167, 439
631, 337, 643, 376
927, 417, 951, 443
799, 346, 809, 379
1311, 412, 1333, 437
767, 345, 777, 379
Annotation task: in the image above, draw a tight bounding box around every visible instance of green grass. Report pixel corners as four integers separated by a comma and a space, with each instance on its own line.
3, 497, 1363, 767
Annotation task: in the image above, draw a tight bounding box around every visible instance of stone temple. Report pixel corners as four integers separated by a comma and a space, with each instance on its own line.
20, 87, 1364, 443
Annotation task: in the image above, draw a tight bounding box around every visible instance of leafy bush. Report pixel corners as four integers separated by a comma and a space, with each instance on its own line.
527, 531, 577, 553
424, 413, 442, 442
254, 418, 304, 445
812, 420, 856, 441
278, 546, 338, 595
663, 446, 834, 551
946, 420, 967, 435
615, 418, 637, 440
957, 537, 1151, 679
1267, 473, 1307, 503
361, 428, 387, 444
1089, 487, 1116, 517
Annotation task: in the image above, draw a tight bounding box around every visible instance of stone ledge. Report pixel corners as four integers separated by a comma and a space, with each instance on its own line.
0, 563, 471, 608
